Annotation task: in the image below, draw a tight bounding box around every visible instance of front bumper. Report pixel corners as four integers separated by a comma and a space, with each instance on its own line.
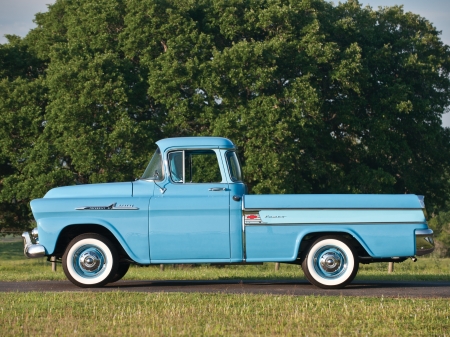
22, 230, 46, 258
415, 229, 435, 256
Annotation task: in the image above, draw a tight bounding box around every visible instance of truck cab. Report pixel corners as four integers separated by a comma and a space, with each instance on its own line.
140, 137, 246, 263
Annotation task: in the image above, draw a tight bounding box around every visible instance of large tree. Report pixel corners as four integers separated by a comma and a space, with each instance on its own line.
1, 0, 450, 232
123, 0, 450, 201
0, 35, 47, 231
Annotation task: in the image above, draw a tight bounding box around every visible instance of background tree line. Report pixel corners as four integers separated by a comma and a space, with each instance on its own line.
1, 0, 450, 255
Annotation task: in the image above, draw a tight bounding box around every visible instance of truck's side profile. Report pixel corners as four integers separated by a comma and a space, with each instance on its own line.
22, 137, 435, 288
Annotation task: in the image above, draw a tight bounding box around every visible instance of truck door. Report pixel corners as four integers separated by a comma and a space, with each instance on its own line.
149, 149, 230, 262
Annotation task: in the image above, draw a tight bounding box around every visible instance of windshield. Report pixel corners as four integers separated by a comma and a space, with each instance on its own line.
225, 151, 243, 182
141, 148, 164, 180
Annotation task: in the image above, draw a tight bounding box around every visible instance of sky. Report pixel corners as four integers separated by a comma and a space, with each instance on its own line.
1, 0, 450, 126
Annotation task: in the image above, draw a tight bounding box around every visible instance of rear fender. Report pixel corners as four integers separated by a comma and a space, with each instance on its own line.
298, 230, 374, 258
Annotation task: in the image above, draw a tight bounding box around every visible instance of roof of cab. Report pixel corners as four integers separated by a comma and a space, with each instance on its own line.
156, 137, 236, 152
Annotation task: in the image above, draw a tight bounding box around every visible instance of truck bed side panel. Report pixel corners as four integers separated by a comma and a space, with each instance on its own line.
244, 223, 429, 262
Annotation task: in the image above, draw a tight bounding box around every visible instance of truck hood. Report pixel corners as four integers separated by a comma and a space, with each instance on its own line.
44, 182, 133, 199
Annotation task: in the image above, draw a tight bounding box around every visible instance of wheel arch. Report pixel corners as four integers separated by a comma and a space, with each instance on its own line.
298, 230, 372, 262
53, 224, 133, 263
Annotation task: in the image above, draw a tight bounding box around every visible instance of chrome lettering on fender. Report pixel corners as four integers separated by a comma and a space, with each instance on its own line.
76, 203, 139, 210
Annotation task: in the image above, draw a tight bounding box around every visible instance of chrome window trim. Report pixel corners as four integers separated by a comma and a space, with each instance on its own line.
182, 150, 186, 183
166, 149, 225, 184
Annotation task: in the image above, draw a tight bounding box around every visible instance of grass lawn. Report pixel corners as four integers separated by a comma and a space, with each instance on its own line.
1, 236, 450, 336
1, 237, 449, 283
0, 292, 449, 336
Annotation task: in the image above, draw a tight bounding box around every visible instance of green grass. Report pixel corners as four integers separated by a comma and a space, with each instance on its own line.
1, 238, 449, 282
0, 292, 449, 336
1, 237, 450, 336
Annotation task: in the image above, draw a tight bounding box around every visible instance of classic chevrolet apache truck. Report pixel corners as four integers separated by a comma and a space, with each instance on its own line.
22, 137, 435, 288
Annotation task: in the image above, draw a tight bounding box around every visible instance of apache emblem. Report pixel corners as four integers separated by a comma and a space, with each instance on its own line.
76, 203, 139, 210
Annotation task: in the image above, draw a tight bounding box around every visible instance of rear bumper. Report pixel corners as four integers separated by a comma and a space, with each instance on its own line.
22, 231, 46, 258
415, 229, 435, 256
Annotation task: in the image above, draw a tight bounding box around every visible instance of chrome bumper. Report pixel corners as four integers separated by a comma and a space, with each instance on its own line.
415, 229, 435, 256
22, 230, 46, 258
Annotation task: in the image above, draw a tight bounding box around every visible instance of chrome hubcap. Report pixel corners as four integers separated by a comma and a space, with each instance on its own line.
320, 252, 341, 273
73, 245, 106, 278
79, 251, 101, 271
313, 246, 347, 279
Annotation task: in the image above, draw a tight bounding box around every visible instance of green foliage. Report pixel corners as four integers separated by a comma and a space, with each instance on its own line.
0, 35, 48, 230
187, 151, 222, 183
1, 0, 450, 231
428, 211, 450, 257
121, 0, 450, 201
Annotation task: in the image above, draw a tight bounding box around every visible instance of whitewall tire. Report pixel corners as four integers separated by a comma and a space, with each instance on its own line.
302, 236, 359, 289
62, 233, 118, 288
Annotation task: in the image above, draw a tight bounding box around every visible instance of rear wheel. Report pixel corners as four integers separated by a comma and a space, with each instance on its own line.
302, 236, 359, 289
62, 233, 118, 288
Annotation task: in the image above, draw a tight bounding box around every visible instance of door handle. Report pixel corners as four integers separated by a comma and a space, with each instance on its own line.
208, 187, 227, 191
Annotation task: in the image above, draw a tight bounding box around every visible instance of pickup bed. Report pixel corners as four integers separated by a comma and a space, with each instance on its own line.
22, 137, 435, 288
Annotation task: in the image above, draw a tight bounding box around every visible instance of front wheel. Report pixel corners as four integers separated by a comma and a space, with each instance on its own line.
109, 263, 130, 283
62, 233, 119, 288
302, 236, 359, 289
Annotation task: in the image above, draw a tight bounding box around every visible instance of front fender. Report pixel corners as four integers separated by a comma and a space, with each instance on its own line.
37, 217, 150, 264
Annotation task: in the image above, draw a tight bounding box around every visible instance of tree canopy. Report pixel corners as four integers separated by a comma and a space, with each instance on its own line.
1, 0, 450, 233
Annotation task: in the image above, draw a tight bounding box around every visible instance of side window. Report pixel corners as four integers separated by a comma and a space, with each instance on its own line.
169, 150, 222, 183
168, 151, 183, 182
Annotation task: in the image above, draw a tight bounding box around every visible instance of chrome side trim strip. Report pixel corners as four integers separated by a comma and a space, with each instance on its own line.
244, 221, 426, 226
243, 207, 424, 211
76, 203, 139, 210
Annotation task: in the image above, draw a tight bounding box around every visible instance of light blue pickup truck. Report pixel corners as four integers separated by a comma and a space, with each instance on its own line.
22, 137, 435, 288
